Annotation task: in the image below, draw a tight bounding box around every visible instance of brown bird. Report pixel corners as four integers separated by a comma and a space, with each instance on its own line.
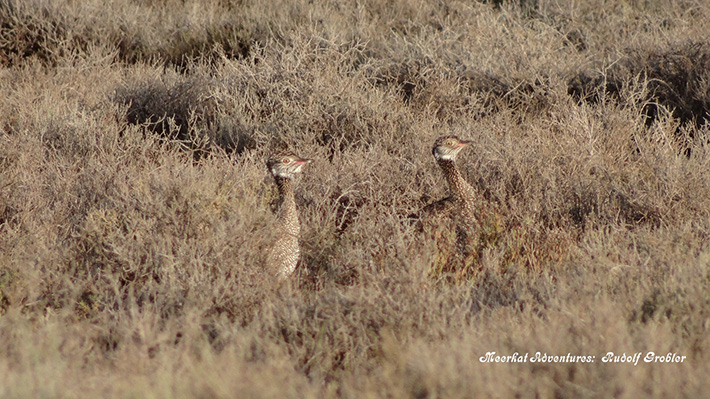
265, 152, 311, 280
417, 135, 503, 277
420, 135, 478, 223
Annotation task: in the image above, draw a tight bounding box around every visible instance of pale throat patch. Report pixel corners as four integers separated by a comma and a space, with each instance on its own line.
272, 163, 304, 179
292, 163, 305, 174
434, 148, 459, 161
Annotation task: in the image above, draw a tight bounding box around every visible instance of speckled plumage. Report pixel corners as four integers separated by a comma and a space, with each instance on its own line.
420, 135, 478, 225
417, 135, 505, 277
265, 153, 310, 280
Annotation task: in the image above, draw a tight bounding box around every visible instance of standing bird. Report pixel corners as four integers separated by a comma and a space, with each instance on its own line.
266, 152, 311, 280
417, 135, 502, 277
421, 135, 478, 223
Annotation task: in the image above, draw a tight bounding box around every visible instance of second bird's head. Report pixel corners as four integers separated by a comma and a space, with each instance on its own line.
432, 135, 471, 162
267, 153, 311, 179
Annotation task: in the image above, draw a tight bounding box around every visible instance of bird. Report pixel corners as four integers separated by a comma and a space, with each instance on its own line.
265, 152, 311, 280
416, 135, 503, 277
420, 135, 479, 223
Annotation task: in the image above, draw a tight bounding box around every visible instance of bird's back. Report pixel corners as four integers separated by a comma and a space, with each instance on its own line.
268, 230, 300, 279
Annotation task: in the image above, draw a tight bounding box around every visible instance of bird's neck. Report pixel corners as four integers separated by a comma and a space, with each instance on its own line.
437, 159, 474, 200
274, 176, 300, 234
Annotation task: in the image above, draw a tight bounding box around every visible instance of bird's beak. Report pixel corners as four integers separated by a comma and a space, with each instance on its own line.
295, 158, 312, 165
456, 140, 471, 148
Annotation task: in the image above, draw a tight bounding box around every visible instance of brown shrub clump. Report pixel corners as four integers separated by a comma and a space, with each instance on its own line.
1, 1, 710, 398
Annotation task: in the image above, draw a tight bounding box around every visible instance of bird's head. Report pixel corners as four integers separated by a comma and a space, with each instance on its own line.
432, 135, 471, 161
267, 152, 311, 179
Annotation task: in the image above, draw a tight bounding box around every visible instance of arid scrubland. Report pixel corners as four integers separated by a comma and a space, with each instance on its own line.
1, 0, 710, 397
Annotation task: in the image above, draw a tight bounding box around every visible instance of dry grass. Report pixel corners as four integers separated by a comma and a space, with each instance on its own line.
2, 0, 710, 397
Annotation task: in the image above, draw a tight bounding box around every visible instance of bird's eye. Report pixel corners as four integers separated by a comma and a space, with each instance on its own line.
447, 139, 455, 146
282, 158, 290, 164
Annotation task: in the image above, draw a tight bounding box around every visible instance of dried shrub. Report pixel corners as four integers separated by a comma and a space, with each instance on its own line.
569, 41, 710, 130
1, 1, 710, 397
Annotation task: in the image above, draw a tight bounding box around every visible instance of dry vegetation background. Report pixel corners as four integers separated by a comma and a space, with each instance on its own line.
1, 0, 710, 397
